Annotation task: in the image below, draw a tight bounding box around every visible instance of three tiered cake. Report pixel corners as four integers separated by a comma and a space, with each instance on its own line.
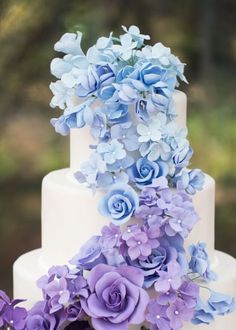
12, 26, 236, 329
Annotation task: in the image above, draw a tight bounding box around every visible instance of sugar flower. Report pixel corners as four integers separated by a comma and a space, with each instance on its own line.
98, 183, 139, 224
191, 298, 215, 325
176, 169, 205, 195
166, 297, 194, 329
97, 139, 126, 165
188, 242, 216, 281
146, 300, 171, 330
128, 157, 168, 188
121, 25, 150, 47
80, 264, 149, 330
70, 236, 106, 271
154, 261, 182, 293
208, 291, 235, 315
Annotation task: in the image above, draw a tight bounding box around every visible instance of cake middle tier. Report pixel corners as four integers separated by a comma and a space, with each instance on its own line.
41, 169, 215, 267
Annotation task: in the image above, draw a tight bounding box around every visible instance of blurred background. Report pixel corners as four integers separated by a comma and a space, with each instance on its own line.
0, 0, 236, 295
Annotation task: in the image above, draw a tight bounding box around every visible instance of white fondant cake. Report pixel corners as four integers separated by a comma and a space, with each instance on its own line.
13, 90, 236, 329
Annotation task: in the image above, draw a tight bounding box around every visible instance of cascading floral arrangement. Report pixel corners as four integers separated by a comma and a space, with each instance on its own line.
0, 26, 235, 330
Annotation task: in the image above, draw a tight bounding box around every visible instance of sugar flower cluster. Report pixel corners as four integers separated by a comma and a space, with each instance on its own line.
49, 25, 204, 196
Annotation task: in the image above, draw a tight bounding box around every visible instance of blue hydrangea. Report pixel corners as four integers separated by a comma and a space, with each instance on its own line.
97, 139, 126, 164
110, 122, 139, 151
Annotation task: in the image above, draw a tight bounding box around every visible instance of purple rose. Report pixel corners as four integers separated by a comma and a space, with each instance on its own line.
65, 301, 86, 322
70, 236, 106, 270
81, 264, 149, 330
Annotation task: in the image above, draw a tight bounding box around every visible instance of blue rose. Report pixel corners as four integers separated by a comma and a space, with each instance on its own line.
70, 236, 106, 270
128, 157, 168, 188
127, 243, 178, 288
77, 64, 115, 97
98, 183, 139, 225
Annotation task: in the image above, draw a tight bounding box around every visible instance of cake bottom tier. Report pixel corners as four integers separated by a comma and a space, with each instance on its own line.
13, 249, 236, 329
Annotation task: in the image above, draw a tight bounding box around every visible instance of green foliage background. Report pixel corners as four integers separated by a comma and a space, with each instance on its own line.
0, 0, 236, 295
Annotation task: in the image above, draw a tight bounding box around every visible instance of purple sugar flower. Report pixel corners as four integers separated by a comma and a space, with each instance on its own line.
45, 277, 71, 313
65, 301, 86, 322
146, 300, 171, 330
178, 280, 199, 309
135, 205, 163, 224
165, 207, 198, 238
157, 289, 177, 306
3, 305, 27, 330
80, 264, 149, 330
166, 298, 194, 329
101, 223, 121, 248
155, 261, 182, 293
26, 301, 59, 330
126, 231, 152, 260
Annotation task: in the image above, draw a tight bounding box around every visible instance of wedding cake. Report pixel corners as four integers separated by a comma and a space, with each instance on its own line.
9, 26, 236, 329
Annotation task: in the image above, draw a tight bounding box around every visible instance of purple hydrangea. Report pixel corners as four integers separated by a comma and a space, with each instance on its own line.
154, 261, 182, 293
166, 297, 194, 329
146, 300, 171, 330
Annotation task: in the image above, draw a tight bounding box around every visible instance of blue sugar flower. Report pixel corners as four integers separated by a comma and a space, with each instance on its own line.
111, 122, 139, 151
97, 171, 129, 188
74, 152, 107, 189
192, 299, 215, 325
76, 64, 115, 98
85, 108, 107, 139
128, 157, 168, 188
70, 236, 106, 270
176, 169, 205, 195
97, 139, 126, 164
107, 155, 134, 172
54, 32, 84, 55
49, 80, 73, 110
140, 140, 171, 162
98, 183, 139, 225
51, 100, 93, 135
50, 57, 73, 79
103, 103, 130, 124
135, 98, 149, 122
98, 85, 116, 100
137, 119, 163, 143
116, 65, 138, 82
208, 292, 236, 315
112, 33, 137, 61
121, 25, 150, 47
172, 144, 193, 172
139, 63, 164, 87
188, 242, 216, 281
114, 83, 138, 104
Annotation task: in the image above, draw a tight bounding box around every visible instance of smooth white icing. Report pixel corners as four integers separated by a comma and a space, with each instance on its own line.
41, 169, 107, 266
13, 249, 236, 328
70, 90, 187, 171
